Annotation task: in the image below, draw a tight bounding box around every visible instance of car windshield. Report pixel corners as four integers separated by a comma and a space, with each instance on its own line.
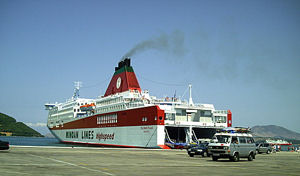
215, 135, 231, 143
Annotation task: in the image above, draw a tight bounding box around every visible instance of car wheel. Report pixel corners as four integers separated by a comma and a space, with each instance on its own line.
207, 153, 211, 157
231, 153, 239, 162
212, 156, 218, 161
267, 150, 271, 154
248, 153, 254, 161
189, 154, 194, 157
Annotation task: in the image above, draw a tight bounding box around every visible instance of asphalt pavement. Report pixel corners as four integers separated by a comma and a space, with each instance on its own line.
0, 146, 299, 176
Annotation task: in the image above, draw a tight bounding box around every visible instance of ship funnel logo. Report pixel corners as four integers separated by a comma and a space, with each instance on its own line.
116, 77, 121, 89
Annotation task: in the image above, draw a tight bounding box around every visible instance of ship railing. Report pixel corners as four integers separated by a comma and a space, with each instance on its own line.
153, 98, 183, 103
126, 102, 145, 109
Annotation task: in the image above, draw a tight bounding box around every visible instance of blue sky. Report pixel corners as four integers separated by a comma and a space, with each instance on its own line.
1, 0, 299, 134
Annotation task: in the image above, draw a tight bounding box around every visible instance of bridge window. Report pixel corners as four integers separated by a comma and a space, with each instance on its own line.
165, 113, 175, 120
176, 110, 186, 116
215, 116, 226, 123
200, 110, 212, 117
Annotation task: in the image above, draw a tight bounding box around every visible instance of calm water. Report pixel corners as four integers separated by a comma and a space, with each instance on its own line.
0, 136, 74, 147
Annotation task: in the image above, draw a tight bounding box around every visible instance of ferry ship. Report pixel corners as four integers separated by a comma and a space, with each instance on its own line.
45, 58, 232, 149
266, 139, 292, 146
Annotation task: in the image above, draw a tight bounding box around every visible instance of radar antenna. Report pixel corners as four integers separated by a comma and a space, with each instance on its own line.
72, 81, 82, 99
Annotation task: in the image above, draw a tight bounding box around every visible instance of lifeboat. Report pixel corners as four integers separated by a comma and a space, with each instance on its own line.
80, 103, 95, 111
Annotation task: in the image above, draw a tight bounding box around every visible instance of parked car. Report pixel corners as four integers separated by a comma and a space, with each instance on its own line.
208, 132, 256, 162
0, 140, 9, 150
256, 143, 272, 154
187, 142, 210, 157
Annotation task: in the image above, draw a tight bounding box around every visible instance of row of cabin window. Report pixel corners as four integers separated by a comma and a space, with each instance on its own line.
52, 106, 72, 114
97, 114, 118, 124
143, 116, 163, 122
96, 115, 163, 124
49, 112, 73, 119
96, 104, 125, 113
176, 110, 212, 117
213, 110, 228, 114
77, 102, 88, 106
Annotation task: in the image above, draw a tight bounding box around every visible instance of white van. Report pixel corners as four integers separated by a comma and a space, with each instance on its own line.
208, 132, 256, 161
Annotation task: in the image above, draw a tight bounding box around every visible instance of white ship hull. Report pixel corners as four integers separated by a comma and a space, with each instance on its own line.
50, 125, 166, 148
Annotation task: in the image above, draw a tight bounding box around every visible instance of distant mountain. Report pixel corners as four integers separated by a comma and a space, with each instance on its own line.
25, 122, 50, 135
0, 112, 43, 137
251, 125, 300, 140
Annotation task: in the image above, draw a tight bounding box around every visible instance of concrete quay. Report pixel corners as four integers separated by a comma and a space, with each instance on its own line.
0, 146, 299, 176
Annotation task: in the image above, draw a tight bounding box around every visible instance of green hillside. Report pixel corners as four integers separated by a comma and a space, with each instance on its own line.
0, 112, 43, 137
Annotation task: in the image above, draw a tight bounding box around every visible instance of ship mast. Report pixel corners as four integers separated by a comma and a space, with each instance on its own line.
188, 84, 194, 106
72, 81, 82, 100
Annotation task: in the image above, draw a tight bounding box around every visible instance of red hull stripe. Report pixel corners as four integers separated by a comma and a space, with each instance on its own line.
51, 106, 165, 130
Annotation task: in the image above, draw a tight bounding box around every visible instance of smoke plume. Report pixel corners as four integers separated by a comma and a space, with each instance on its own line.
122, 30, 186, 60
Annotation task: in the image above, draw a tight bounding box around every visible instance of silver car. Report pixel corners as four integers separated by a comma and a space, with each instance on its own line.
256, 143, 273, 154
208, 133, 256, 162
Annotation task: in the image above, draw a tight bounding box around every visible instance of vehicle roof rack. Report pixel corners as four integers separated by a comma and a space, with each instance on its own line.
217, 127, 251, 133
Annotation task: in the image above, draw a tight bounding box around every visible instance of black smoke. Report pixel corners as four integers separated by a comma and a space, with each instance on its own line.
122, 30, 186, 60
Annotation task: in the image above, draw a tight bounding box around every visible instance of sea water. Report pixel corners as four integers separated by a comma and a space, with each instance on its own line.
0, 136, 73, 147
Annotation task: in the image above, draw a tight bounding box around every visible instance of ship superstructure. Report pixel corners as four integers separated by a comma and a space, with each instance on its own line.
45, 58, 232, 148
